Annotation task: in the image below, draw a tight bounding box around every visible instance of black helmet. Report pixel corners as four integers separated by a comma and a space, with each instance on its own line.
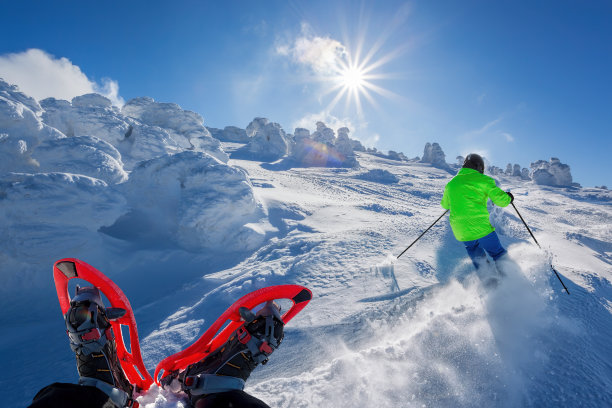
463, 153, 485, 174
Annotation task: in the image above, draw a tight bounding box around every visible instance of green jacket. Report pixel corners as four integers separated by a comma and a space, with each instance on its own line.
441, 168, 511, 241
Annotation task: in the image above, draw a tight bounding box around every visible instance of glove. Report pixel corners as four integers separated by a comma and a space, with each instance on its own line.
506, 191, 514, 204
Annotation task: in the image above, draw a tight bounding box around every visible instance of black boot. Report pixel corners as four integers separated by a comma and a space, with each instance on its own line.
164, 301, 284, 406
65, 286, 136, 407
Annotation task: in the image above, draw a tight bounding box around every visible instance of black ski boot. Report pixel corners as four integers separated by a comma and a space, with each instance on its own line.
64, 286, 137, 407
163, 301, 285, 407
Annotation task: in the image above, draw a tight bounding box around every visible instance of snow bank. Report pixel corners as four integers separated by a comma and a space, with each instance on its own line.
112, 151, 265, 252
0, 172, 127, 290
530, 158, 574, 187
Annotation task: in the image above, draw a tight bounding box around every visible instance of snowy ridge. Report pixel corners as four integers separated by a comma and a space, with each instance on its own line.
1, 80, 611, 407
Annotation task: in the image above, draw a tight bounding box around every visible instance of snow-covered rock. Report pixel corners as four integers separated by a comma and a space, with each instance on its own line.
0, 80, 65, 174
207, 126, 249, 143
530, 158, 574, 187
351, 138, 366, 152
420, 142, 450, 170
289, 123, 358, 167
334, 127, 359, 167
312, 121, 336, 144
521, 168, 530, 180
355, 169, 399, 183
114, 151, 265, 252
387, 150, 408, 161
246, 117, 269, 138
236, 119, 290, 160
122, 97, 227, 163
40, 96, 184, 170
31, 136, 128, 184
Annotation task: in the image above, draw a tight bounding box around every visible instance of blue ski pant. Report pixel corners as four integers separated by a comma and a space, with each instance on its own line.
462, 231, 507, 269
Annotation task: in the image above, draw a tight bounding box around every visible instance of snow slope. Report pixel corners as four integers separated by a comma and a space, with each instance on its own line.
1, 82, 611, 407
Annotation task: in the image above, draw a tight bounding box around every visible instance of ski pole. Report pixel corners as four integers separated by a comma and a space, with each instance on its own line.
397, 210, 449, 259
511, 202, 570, 295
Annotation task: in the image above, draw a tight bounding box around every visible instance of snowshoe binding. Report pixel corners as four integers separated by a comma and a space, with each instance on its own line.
162, 301, 285, 405
64, 285, 137, 407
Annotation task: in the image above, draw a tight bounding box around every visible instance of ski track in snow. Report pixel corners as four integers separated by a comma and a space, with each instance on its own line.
2, 143, 612, 407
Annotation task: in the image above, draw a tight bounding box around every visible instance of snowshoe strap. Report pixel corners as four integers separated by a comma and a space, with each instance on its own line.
65, 304, 114, 356
238, 313, 280, 364
182, 374, 245, 396
79, 377, 136, 407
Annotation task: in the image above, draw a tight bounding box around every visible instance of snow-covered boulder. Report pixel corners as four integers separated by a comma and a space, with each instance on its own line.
351, 139, 366, 152
289, 124, 358, 167
122, 97, 227, 163
334, 127, 359, 167
530, 158, 573, 187
115, 151, 265, 252
207, 126, 249, 143
312, 122, 335, 144
31, 136, 127, 184
420, 142, 450, 170
0, 80, 65, 174
355, 169, 399, 184
40, 96, 182, 169
236, 118, 290, 160
388, 150, 408, 161
521, 168, 530, 180
246, 117, 269, 137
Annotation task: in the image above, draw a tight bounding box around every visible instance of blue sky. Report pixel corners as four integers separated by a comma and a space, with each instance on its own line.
1, 0, 610, 187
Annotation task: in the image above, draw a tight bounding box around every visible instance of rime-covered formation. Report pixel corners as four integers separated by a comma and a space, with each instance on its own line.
0, 79, 265, 263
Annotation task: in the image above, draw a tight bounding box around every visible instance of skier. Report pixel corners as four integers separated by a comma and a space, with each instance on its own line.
441, 153, 514, 271
28, 285, 285, 408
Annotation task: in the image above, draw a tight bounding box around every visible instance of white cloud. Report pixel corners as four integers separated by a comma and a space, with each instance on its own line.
292, 110, 354, 134
276, 23, 346, 75
501, 132, 514, 142
0, 49, 124, 106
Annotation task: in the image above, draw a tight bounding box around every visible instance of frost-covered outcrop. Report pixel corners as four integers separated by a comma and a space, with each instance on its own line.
121, 97, 227, 163
312, 122, 336, 144
355, 169, 399, 183
235, 118, 290, 160
31, 136, 127, 184
420, 142, 450, 170
0, 79, 65, 174
530, 158, 574, 187
387, 151, 408, 162
289, 123, 359, 168
207, 126, 249, 143
41, 95, 181, 169
112, 151, 265, 251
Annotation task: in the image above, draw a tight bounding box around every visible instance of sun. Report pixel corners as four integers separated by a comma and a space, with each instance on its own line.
339, 66, 366, 90
320, 41, 401, 117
